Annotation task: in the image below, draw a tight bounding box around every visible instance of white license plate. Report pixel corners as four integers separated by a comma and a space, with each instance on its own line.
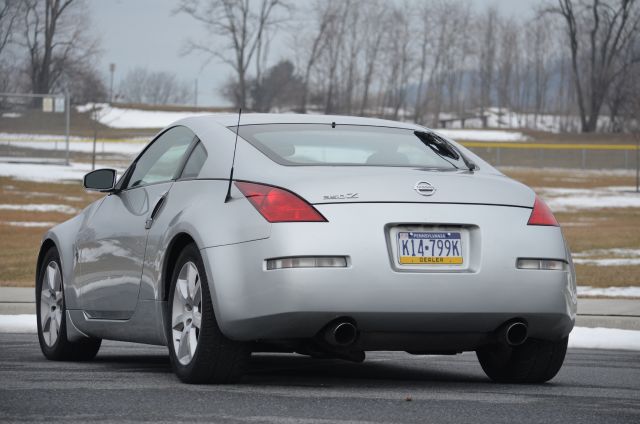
396, 231, 463, 265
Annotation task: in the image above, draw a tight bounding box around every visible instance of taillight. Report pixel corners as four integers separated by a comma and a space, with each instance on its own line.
235, 181, 327, 223
527, 196, 559, 226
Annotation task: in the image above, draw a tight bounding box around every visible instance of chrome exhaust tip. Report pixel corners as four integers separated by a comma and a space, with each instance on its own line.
324, 322, 358, 347
504, 321, 528, 346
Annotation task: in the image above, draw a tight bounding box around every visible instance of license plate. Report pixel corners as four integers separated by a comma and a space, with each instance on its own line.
396, 231, 463, 265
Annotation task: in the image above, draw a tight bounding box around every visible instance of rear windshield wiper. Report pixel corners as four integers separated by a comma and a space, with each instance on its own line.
414, 131, 477, 171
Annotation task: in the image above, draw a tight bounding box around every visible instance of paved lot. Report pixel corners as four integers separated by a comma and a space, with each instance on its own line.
0, 333, 639, 423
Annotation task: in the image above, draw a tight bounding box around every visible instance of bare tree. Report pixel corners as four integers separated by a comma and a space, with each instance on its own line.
476, 7, 499, 127
176, 0, 291, 108
0, 0, 21, 57
554, 0, 640, 132
381, 5, 413, 120
119, 67, 191, 105
358, 0, 386, 115
19, 0, 99, 95
293, 0, 333, 113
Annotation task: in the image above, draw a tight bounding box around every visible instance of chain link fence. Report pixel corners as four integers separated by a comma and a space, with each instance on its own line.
463, 142, 640, 171
0, 92, 70, 165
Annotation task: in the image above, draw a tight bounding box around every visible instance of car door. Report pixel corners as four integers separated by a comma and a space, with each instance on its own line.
74, 126, 197, 320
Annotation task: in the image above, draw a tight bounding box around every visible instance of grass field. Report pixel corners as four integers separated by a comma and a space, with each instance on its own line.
0, 166, 638, 288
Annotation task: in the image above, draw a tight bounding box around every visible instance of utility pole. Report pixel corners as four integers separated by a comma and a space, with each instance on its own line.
194, 78, 198, 107
635, 131, 640, 193
109, 63, 116, 103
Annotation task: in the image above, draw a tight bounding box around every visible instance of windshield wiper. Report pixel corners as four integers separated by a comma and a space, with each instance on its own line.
414, 131, 477, 171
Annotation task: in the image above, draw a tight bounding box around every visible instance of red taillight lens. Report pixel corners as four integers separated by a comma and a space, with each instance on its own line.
527, 196, 559, 226
235, 181, 327, 223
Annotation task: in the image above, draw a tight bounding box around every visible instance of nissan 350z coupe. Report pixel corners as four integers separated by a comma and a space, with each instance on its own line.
35, 114, 576, 384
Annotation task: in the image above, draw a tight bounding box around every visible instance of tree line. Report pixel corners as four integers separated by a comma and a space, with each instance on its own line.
1, 0, 639, 133
178, 0, 640, 133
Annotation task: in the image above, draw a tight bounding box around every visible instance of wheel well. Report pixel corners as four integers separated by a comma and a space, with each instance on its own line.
36, 239, 57, 285
162, 233, 197, 301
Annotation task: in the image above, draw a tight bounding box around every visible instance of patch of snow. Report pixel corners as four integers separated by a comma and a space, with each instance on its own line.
577, 286, 640, 298
573, 258, 640, 266
536, 186, 640, 211
77, 104, 213, 129
0, 161, 121, 182
434, 129, 530, 142
574, 248, 640, 258
0, 204, 77, 214
0, 314, 36, 333
0, 134, 146, 156
569, 327, 640, 351
2, 221, 56, 228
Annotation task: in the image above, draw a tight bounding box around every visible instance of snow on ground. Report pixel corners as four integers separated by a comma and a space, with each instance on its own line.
0, 161, 122, 182
577, 286, 640, 298
574, 258, 640, 266
569, 327, 640, 350
77, 104, 213, 129
1, 221, 56, 228
536, 186, 640, 212
434, 129, 530, 142
0, 204, 77, 214
0, 134, 147, 156
0, 315, 637, 350
438, 107, 611, 133
0, 315, 35, 333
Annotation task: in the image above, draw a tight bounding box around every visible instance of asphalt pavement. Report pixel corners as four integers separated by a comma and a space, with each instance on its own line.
0, 333, 639, 423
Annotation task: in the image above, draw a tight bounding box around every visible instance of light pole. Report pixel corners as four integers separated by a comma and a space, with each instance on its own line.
109, 63, 116, 103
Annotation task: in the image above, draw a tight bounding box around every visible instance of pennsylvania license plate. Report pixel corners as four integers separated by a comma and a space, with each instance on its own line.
396, 231, 463, 265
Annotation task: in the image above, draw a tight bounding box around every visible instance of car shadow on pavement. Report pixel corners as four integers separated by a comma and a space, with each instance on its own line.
245, 353, 488, 385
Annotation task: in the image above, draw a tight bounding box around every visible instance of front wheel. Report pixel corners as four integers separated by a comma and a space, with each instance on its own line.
36, 247, 101, 361
476, 336, 568, 384
167, 243, 249, 384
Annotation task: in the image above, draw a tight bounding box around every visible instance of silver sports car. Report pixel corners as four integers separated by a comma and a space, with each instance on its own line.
36, 114, 576, 384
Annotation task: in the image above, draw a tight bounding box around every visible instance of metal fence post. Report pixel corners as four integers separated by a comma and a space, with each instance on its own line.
64, 90, 70, 166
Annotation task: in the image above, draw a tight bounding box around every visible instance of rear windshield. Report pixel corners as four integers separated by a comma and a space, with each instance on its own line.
236, 124, 466, 169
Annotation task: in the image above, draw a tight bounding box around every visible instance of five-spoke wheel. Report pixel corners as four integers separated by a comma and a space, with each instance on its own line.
36, 247, 101, 361
171, 261, 203, 365
167, 243, 249, 383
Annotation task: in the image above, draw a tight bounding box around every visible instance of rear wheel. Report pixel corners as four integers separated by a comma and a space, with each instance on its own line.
167, 243, 249, 384
476, 337, 568, 384
36, 247, 101, 361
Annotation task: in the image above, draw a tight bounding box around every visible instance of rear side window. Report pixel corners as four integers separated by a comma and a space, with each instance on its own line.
237, 124, 463, 169
180, 142, 208, 179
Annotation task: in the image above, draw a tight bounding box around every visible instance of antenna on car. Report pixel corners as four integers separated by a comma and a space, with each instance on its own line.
224, 108, 242, 203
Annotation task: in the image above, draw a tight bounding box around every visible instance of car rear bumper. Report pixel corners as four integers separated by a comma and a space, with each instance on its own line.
202, 203, 577, 347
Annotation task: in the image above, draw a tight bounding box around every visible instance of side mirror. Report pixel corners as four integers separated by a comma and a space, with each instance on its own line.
83, 169, 117, 192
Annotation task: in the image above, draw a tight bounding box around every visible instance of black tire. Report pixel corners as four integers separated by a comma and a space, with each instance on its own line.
166, 243, 249, 384
476, 336, 568, 384
36, 247, 101, 361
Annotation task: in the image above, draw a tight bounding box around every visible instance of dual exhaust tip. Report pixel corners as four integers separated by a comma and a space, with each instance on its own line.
323, 319, 528, 348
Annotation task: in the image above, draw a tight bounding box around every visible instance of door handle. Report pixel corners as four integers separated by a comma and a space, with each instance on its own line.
145, 192, 167, 229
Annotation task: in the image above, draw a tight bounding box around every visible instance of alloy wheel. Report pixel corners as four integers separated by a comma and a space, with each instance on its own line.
40, 261, 63, 347
171, 261, 202, 365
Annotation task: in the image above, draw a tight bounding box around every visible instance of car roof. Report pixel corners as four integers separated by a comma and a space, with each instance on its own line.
174, 113, 427, 131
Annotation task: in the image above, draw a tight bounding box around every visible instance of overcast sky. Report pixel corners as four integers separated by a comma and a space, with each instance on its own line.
88, 0, 541, 107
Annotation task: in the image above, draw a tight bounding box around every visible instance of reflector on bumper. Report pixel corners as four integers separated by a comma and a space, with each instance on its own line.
266, 256, 348, 270
517, 258, 567, 271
